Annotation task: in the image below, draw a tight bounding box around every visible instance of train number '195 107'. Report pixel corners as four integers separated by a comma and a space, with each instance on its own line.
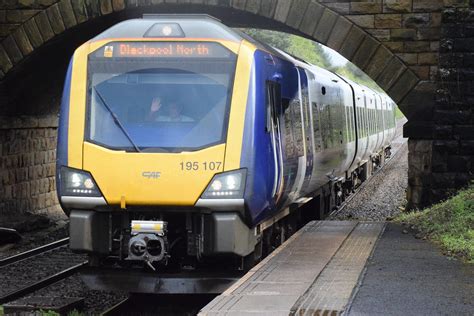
180, 161, 222, 171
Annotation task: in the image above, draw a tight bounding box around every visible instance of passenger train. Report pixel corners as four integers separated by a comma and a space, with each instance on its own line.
57, 15, 396, 292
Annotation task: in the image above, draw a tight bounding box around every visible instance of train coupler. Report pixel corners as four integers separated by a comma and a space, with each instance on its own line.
127, 220, 169, 269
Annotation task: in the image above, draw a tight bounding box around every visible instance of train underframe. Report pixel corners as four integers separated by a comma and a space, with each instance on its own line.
74, 146, 391, 294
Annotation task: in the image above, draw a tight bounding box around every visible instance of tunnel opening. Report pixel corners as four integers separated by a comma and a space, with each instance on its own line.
5, 1, 462, 221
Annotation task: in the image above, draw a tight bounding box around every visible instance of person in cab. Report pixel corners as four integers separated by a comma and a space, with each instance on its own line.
148, 98, 194, 122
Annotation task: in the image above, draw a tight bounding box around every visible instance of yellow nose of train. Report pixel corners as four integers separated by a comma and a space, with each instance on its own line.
82, 142, 226, 206
59, 18, 252, 210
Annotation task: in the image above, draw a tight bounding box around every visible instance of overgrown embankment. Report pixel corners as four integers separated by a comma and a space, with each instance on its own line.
396, 185, 474, 263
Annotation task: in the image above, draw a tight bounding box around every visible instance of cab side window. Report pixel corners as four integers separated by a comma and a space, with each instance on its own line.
266, 81, 281, 133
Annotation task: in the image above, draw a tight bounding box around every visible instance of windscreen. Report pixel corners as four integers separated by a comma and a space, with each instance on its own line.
86, 42, 237, 153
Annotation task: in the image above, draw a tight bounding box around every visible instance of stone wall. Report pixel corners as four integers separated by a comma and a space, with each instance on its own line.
407, 1, 474, 209
0, 115, 63, 219
321, 0, 441, 83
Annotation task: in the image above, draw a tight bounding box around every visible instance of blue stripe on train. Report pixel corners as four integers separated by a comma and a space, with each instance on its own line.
241, 50, 301, 226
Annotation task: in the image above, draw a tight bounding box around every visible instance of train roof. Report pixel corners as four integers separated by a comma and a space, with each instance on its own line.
92, 14, 243, 42
91, 15, 395, 105
277, 47, 394, 103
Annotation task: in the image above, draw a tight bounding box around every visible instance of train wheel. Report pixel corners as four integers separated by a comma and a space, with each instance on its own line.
242, 241, 263, 270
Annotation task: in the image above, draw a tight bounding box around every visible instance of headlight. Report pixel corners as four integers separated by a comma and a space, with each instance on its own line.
60, 167, 102, 197
201, 169, 246, 199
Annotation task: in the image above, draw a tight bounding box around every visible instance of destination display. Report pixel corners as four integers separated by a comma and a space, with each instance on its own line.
95, 42, 232, 59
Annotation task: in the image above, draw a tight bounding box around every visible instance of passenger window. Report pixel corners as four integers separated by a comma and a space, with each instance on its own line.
282, 98, 296, 158
312, 102, 322, 151
290, 98, 304, 156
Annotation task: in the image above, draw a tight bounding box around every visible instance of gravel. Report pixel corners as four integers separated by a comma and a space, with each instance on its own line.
2, 253, 127, 314
0, 248, 86, 297
0, 219, 69, 260
25, 275, 127, 314
1, 227, 125, 314
331, 120, 408, 222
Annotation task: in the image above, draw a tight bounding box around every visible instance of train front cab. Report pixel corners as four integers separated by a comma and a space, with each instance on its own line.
56, 20, 268, 269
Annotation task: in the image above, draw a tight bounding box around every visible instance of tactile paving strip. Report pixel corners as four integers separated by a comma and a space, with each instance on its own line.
291, 222, 385, 315
199, 221, 360, 315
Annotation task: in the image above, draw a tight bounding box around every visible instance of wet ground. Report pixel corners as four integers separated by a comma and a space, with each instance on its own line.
348, 223, 474, 315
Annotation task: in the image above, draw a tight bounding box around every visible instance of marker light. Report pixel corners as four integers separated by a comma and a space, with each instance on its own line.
84, 178, 95, 189
201, 169, 246, 199
211, 180, 223, 191
144, 23, 185, 38
162, 26, 173, 36
60, 167, 102, 197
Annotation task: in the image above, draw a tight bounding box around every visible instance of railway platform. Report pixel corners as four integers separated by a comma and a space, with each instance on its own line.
200, 220, 384, 315
199, 220, 474, 315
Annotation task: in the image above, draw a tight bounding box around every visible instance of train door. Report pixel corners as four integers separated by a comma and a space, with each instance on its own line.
373, 93, 380, 150
286, 67, 308, 201
278, 66, 303, 205
299, 69, 313, 195
266, 81, 284, 205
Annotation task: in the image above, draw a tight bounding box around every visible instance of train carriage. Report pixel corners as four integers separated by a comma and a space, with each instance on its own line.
57, 15, 396, 292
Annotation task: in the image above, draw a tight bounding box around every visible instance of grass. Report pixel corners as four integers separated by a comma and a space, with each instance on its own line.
40, 311, 60, 316
396, 185, 474, 263
42, 310, 83, 316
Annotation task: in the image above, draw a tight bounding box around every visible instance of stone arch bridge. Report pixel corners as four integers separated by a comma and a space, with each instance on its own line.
0, 0, 472, 218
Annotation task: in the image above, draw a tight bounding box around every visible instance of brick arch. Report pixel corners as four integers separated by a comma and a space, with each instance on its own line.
4, 0, 462, 214
0, 0, 425, 116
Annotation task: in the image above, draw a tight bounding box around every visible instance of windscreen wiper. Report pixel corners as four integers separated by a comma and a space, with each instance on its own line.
93, 87, 141, 153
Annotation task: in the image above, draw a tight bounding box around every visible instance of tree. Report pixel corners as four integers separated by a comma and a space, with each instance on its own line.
286, 36, 332, 69
239, 29, 332, 68
239, 28, 384, 93
240, 28, 292, 52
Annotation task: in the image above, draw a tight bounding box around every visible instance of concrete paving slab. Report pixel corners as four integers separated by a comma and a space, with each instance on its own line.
347, 223, 474, 316
292, 222, 384, 315
199, 221, 363, 315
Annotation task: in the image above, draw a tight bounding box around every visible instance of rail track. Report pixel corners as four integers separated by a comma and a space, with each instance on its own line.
0, 238, 69, 268
329, 121, 407, 219
0, 120, 408, 314
0, 237, 87, 305
101, 294, 217, 316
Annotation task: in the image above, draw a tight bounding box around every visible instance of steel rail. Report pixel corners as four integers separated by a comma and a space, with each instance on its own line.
100, 296, 131, 316
0, 238, 70, 268
0, 260, 88, 305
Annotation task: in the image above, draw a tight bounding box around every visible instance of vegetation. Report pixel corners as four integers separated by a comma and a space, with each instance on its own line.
395, 106, 405, 119
239, 28, 384, 92
42, 310, 83, 316
396, 185, 474, 263
0, 308, 83, 316
40, 311, 60, 316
